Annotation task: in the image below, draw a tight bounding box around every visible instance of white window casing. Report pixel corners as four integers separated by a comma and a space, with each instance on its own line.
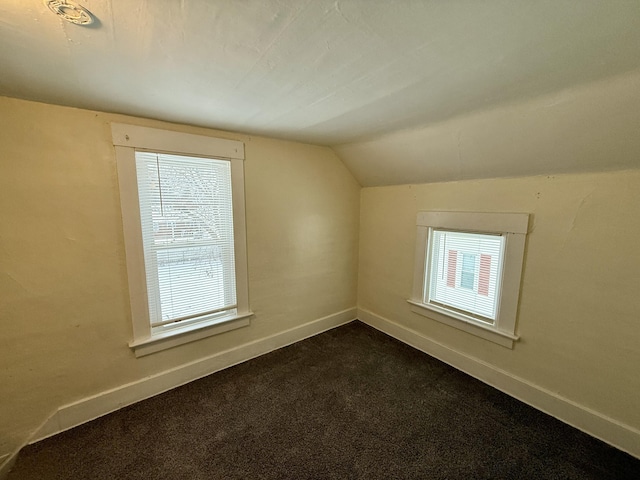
112, 124, 252, 357
408, 211, 529, 349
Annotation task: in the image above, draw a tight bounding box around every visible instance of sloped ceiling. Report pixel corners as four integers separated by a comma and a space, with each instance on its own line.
1, 0, 640, 185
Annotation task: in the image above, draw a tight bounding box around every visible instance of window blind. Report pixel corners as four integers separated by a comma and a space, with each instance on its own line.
135, 152, 237, 329
427, 230, 504, 322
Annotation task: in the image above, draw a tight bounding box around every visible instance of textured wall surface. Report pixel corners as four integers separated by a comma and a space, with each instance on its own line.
0, 97, 360, 456
358, 171, 640, 430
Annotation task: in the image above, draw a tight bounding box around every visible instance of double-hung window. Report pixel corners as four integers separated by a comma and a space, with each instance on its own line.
409, 211, 528, 348
112, 124, 251, 356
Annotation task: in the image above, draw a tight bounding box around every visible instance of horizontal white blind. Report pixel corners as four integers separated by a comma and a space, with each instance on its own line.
427, 229, 504, 321
135, 152, 237, 328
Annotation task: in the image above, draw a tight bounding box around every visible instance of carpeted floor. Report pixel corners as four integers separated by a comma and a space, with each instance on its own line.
8, 321, 640, 479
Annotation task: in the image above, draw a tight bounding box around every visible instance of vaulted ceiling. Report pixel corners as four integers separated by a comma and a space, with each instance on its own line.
2, 1, 640, 185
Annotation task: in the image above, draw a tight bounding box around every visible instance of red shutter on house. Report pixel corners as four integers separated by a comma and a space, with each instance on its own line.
478, 254, 491, 296
447, 250, 457, 287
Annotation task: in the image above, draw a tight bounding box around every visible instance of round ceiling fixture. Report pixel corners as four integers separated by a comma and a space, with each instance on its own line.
44, 0, 94, 26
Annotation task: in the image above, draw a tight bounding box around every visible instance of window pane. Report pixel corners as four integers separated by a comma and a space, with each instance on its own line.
135, 152, 237, 326
156, 245, 226, 320
427, 230, 504, 321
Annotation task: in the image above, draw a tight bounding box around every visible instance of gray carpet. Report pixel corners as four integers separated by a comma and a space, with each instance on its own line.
8, 321, 640, 479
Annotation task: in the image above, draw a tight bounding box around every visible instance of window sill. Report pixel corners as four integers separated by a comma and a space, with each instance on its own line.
129, 312, 253, 357
407, 300, 517, 349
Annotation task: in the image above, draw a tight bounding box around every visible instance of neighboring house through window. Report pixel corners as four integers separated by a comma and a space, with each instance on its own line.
409, 211, 529, 348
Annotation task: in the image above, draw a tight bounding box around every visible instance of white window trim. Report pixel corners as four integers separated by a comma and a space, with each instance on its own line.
408, 211, 529, 349
112, 123, 252, 357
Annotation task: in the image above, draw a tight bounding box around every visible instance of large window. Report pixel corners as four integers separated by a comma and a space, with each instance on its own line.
409, 212, 528, 348
112, 124, 251, 357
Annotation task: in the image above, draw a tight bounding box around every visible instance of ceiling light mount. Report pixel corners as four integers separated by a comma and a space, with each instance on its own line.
44, 0, 94, 26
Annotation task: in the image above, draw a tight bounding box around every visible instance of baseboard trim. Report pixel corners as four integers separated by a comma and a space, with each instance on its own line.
29, 308, 357, 446
0, 452, 17, 480
357, 308, 640, 459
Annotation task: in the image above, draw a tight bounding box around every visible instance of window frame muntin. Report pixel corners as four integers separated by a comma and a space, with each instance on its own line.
409, 211, 529, 349
112, 123, 252, 357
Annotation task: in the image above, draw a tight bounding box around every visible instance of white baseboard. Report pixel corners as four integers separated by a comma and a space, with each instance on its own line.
29, 308, 357, 446
0, 452, 17, 480
358, 308, 640, 459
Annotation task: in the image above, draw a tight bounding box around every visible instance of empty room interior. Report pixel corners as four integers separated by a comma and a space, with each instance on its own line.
1, 1, 640, 478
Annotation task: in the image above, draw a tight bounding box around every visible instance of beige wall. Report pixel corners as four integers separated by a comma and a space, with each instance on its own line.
2, 93, 639, 459
0, 97, 360, 456
359, 170, 640, 430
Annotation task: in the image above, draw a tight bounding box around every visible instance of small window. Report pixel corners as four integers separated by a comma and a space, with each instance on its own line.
409, 212, 528, 348
112, 124, 252, 357
429, 230, 503, 320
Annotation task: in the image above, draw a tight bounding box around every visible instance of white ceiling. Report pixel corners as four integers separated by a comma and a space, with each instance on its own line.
2, 1, 640, 185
